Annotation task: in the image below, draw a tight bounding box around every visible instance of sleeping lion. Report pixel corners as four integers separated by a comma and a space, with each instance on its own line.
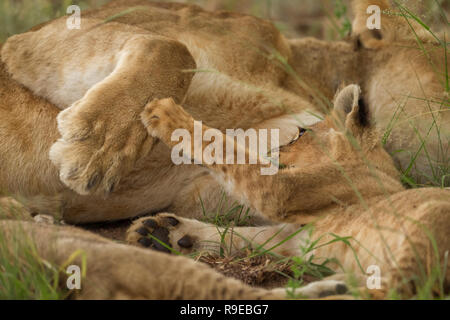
0, 0, 448, 299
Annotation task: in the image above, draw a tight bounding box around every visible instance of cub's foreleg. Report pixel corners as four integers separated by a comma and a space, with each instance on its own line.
126, 213, 350, 298
0, 220, 285, 300
141, 98, 313, 223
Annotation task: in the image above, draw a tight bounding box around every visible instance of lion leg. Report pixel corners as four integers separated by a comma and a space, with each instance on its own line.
308, 194, 450, 297
126, 213, 349, 298
386, 201, 450, 296
126, 213, 305, 256
0, 220, 287, 300
139, 98, 316, 222
46, 35, 196, 196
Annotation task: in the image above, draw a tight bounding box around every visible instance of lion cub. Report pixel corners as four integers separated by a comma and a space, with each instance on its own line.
126, 85, 450, 296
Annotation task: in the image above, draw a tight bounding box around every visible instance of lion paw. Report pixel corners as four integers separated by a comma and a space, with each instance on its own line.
141, 98, 193, 145
287, 280, 349, 299
50, 102, 156, 195
126, 213, 202, 254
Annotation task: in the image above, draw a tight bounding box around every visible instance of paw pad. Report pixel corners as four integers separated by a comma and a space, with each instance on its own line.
138, 237, 152, 247
127, 214, 198, 254
318, 283, 348, 298
136, 227, 149, 236
143, 219, 159, 229
165, 217, 179, 226
335, 284, 348, 295
177, 235, 194, 248
136, 219, 172, 253
150, 227, 170, 252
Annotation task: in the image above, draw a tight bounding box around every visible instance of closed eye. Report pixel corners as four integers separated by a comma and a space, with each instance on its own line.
287, 127, 307, 145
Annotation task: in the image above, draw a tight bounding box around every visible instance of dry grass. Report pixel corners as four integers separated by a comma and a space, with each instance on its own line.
199, 253, 295, 289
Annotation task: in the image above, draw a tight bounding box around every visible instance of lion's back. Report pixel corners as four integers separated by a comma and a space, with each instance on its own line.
81, 0, 292, 83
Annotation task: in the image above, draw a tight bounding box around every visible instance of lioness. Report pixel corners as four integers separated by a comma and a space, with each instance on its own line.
125, 86, 449, 297
0, 0, 448, 298
1, 0, 448, 201
1, 85, 448, 298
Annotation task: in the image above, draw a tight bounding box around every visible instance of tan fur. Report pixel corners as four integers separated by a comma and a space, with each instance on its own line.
129, 91, 449, 296
1, 0, 447, 195
0, 220, 288, 299
0, 197, 32, 220
0, 0, 448, 298
288, 0, 448, 182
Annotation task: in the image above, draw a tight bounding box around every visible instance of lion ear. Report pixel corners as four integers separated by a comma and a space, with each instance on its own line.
333, 85, 369, 134
351, 0, 391, 49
